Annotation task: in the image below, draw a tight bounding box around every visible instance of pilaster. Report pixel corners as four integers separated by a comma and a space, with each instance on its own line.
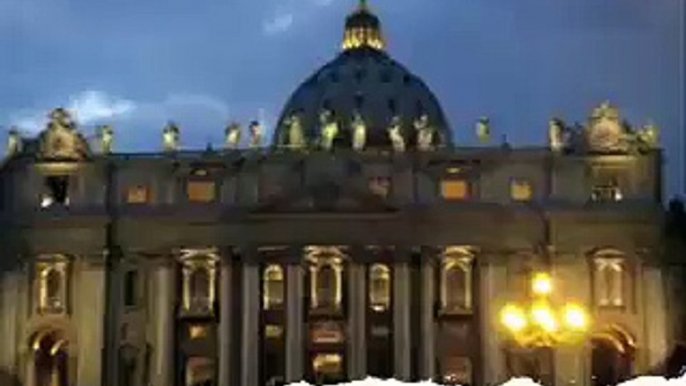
218, 250, 234, 386
479, 253, 507, 385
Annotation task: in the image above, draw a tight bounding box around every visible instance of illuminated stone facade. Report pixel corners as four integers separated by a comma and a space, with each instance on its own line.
0, 2, 681, 386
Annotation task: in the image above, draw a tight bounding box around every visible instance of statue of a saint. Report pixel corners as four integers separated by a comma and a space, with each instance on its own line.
387, 116, 405, 153
49, 108, 76, 131
286, 114, 305, 149
163, 122, 180, 152
548, 118, 566, 152
637, 122, 659, 149
476, 117, 490, 143
225, 122, 242, 149
249, 121, 263, 149
7, 128, 22, 155
414, 114, 434, 151
319, 109, 338, 151
98, 125, 114, 154
351, 111, 367, 151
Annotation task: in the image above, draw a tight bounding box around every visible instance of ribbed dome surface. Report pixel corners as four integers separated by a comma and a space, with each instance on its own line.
273, 48, 452, 149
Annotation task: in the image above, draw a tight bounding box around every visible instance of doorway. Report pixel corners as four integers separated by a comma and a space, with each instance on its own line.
32, 331, 70, 386
591, 328, 635, 386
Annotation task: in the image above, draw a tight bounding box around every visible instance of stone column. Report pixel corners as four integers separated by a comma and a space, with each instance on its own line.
553, 253, 591, 386
419, 253, 436, 380
479, 257, 507, 385
149, 260, 175, 386
218, 254, 233, 386
240, 255, 260, 386
285, 261, 305, 382
75, 256, 107, 386
393, 256, 412, 380
347, 261, 367, 379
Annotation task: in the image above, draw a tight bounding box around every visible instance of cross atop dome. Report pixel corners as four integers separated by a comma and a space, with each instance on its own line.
342, 0, 386, 51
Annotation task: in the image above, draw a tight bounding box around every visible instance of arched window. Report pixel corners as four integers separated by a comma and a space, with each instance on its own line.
190, 268, 210, 306
263, 264, 284, 310
37, 258, 68, 314
45, 268, 62, 306
369, 264, 391, 312
440, 248, 474, 314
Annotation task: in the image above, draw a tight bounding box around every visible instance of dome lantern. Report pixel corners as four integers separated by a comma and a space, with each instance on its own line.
342, 0, 386, 52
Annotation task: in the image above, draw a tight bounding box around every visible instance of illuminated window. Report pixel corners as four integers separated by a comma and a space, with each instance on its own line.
310, 262, 343, 311
265, 325, 284, 339
189, 325, 209, 340
594, 255, 625, 307
441, 179, 469, 201
313, 354, 343, 377
187, 181, 216, 203
369, 264, 391, 312
263, 264, 284, 310
369, 177, 391, 198
511, 179, 533, 201
440, 249, 473, 314
127, 186, 149, 204
591, 184, 623, 202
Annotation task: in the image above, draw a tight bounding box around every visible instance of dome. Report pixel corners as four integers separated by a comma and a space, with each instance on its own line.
273, 1, 451, 150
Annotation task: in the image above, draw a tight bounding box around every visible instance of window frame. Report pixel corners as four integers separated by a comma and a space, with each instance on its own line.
439, 248, 474, 315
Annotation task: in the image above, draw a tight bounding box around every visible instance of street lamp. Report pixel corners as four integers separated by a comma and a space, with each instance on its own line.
500, 272, 590, 347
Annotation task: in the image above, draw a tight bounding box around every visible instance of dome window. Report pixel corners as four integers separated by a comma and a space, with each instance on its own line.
322, 99, 332, 111
330, 72, 340, 83
403, 74, 412, 85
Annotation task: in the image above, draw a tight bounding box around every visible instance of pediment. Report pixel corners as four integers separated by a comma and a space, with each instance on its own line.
254, 179, 397, 214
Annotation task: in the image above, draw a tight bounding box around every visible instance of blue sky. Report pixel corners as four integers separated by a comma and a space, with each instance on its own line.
0, 0, 684, 196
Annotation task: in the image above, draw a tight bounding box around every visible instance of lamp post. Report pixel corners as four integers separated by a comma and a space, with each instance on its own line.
499, 271, 590, 385
500, 271, 590, 347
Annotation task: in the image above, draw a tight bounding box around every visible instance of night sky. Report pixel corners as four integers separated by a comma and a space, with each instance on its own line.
1, 0, 684, 196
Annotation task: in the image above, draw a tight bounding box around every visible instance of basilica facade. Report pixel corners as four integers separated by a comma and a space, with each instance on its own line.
0, 2, 682, 386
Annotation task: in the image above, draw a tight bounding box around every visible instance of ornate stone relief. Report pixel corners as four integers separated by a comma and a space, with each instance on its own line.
38, 108, 90, 160
387, 116, 405, 152
415, 114, 434, 151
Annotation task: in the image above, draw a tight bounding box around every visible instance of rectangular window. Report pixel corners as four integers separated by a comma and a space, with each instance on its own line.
510, 179, 533, 201
187, 181, 216, 203
591, 184, 623, 202
441, 179, 469, 201
126, 186, 149, 204
123, 270, 138, 307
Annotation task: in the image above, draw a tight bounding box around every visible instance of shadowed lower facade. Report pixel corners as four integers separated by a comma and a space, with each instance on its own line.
0, 2, 684, 386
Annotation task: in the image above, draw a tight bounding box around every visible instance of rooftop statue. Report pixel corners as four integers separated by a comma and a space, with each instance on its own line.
586, 101, 626, 152
415, 114, 434, 151
98, 125, 114, 154
48, 108, 76, 131
249, 121, 263, 149
387, 116, 405, 153
351, 111, 367, 151
548, 118, 566, 152
6, 128, 22, 156
637, 122, 659, 150
285, 114, 305, 150
39, 108, 90, 159
225, 122, 242, 150
476, 117, 490, 143
163, 122, 180, 152
319, 109, 339, 151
